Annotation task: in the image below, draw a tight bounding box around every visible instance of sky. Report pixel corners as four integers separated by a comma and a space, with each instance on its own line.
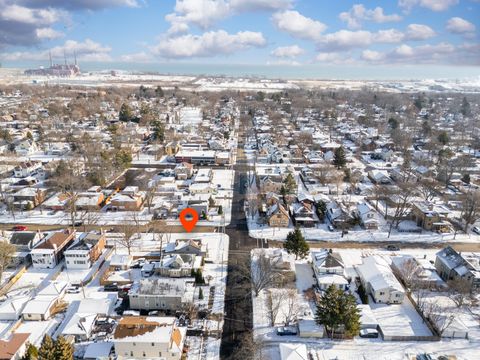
0, 0, 479, 77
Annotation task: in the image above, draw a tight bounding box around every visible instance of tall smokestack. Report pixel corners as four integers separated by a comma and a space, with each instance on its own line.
49, 51, 52, 67
64, 50, 67, 66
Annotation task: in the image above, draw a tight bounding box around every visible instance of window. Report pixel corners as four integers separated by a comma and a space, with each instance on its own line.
152, 343, 154, 346
130, 351, 133, 357
143, 352, 146, 357
379, 291, 385, 295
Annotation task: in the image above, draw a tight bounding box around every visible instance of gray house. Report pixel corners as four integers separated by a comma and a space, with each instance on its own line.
435, 246, 480, 291
128, 278, 195, 311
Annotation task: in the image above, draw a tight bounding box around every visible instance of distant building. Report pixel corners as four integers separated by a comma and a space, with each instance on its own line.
24, 55, 80, 77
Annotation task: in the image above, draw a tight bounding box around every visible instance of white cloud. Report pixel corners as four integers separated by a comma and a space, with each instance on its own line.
0, 4, 65, 25
165, 0, 292, 31
405, 24, 436, 40
272, 10, 327, 41
170, 0, 230, 30
398, 0, 459, 12
35, 27, 64, 39
152, 30, 266, 58
375, 29, 405, 43
361, 49, 385, 61
230, 0, 292, 12
339, 5, 402, 29
0, 38, 112, 62
270, 45, 304, 58
119, 51, 152, 63
446, 17, 476, 34
266, 59, 301, 66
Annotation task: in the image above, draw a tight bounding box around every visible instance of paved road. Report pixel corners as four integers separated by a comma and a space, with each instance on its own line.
220, 113, 259, 359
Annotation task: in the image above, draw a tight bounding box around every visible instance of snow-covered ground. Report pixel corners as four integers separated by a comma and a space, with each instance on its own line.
251, 247, 480, 360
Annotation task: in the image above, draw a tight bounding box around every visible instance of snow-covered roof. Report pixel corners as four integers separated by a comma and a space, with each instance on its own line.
357, 256, 404, 294
279, 343, 308, 360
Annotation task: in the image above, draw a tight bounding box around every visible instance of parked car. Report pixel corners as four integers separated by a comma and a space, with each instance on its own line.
103, 283, 119, 292
472, 226, 480, 235
328, 225, 335, 232
66, 285, 81, 294
12, 225, 28, 231
276, 326, 298, 336
359, 329, 379, 338
386, 244, 400, 251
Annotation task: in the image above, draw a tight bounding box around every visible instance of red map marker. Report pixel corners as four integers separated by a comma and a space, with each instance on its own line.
179, 208, 199, 233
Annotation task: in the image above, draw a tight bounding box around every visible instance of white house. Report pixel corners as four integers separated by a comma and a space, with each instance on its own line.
356, 202, 379, 230
113, 316, 185, 360
311, 249, 349, 291
30, 230, 75, 269
356, 256, 405, 304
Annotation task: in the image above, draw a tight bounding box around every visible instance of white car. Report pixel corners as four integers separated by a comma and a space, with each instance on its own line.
472, 226, 480, 235
66, 285, 81, 294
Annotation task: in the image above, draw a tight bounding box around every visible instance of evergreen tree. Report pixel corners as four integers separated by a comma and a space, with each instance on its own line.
316, 200, 327, 221
119, 103, 133, 122
208, 196, 215, 207
38, 335, 55, 360
284, 228, 309, 260
282, 173, 296, 195
218, 205, 223, 215
151, 120, 165, 142
333, 146, 347, 168
155, 86, 164, 98
198, 287, 204, 300
437, 131, 449, 146
461, 96, 471, 117
21, 343, 38, 360
315, 285, 361, 339
54, 336, 73, 360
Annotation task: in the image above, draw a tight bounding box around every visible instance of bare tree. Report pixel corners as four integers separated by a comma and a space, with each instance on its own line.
396, 257, 420, 288
447, 279, 471, 307
0, 241, 15, 284
384, 182, 416, 238
423, 302, 455, 336
417, 178, 441, 202
247, 252, 281, 297
265, 289, 284, 326
117, 223, 138, 255
460, 190, 480, 233
282, 289, 300, 326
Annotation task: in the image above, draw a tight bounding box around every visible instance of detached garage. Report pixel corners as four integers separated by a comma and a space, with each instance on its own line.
298, 319, 325, 338
22, 296, 57, 321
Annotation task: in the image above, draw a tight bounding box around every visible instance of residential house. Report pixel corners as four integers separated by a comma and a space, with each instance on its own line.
357, 256, 405, 304
411, 201, 451, 232
174, 162, 193, 180
0, 333, 30, 360
15, 140, 37, 156
193, 168, 213, 183
267, 203, 290, 227
163, 239, 207, 257
128, 278, 195, 311
326, 201, 354, 229
435, 246, 480, 291
290, 202, 317, 228
114, 316, 185, 360
13, 161, 42, 178
12, 188, 47, 209
31, 230, 75, 268
260, 176, 283, 194
109, 186, 145, 211
356, 202, 379, 230
9, 231, 42, 252
153, 254, 201, 278
391, 255, 443, 288
75, 187, 105, 211
279, 343, 308, 360
64, 232, 106, 270
311, 249, 349, 291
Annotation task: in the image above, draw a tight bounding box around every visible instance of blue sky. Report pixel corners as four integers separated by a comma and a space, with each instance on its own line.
0, 0, 479, 75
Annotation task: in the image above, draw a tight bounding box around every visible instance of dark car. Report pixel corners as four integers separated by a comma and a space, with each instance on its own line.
359, 329, 379, 338
276, 326, 298, 336
386, 245, 400, 251
103, 283, 119, 292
